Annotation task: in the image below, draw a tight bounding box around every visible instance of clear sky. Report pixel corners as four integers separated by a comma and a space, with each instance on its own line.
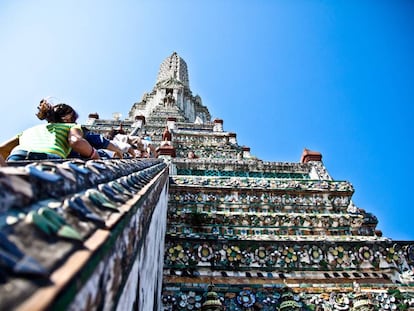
0, 0, 413, 240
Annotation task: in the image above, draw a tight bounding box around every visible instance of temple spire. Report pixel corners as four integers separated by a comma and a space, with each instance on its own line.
156, 52, 189, 89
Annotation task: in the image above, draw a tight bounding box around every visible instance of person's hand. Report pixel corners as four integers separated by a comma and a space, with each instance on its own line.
127, 147, 136, 158
113, 149, 124, 159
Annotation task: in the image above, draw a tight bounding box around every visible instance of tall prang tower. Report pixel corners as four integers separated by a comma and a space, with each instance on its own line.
87, 52, 414, 310
86, 52, 210, 142
127, 52, 210, 135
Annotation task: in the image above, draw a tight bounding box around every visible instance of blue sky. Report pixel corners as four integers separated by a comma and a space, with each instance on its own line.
0, 0, 413, 240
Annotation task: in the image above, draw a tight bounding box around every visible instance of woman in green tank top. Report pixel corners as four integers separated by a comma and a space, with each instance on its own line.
0, 99, 100, 162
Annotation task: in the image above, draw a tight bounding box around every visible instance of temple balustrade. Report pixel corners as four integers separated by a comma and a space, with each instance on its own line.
0, 158, 169, 311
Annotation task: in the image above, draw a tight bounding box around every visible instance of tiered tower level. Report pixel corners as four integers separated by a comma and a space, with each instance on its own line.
86, 53, 414, 310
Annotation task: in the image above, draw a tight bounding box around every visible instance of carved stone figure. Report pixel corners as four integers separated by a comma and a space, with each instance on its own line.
164, 93, 175, 107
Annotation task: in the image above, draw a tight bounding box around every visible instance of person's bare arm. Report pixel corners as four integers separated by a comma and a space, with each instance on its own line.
0, 154, 6, 166
0, 136, 19, 160
149, 144, 158, 158
68, 128, 100, 159
127, 146, 136, 158
106, 141, 124, 158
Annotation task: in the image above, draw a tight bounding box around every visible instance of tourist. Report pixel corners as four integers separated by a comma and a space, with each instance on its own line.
0, 99, 100, 161
70, 127, 124, 159
106, 129, 137, 158
141, 135, 158, 158
104, 129, 159, 158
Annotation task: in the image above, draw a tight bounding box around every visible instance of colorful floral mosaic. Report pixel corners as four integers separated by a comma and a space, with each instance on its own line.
161, 287, 414, 310
164, 239, 414, 276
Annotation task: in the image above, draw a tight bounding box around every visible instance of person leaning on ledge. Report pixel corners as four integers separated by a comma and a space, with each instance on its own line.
0, 98, 100, 162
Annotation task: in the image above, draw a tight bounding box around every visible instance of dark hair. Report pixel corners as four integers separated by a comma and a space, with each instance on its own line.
36, 99, 78, 123
106, 129, 116, 140
106, 128, 125, 140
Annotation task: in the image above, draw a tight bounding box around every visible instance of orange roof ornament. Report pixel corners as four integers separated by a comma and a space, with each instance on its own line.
300, 148, 322, 163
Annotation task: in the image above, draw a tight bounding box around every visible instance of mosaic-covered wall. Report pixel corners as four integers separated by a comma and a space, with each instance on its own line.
162, 159, 414, 311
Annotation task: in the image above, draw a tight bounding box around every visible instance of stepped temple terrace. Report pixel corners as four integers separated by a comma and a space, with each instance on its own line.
0, 52, 413, 310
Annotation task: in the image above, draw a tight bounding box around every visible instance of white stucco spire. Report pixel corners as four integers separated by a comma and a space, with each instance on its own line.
156, 52, 190, 89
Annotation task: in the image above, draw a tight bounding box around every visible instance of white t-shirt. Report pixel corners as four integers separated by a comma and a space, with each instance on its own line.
111, 139, 131, 153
